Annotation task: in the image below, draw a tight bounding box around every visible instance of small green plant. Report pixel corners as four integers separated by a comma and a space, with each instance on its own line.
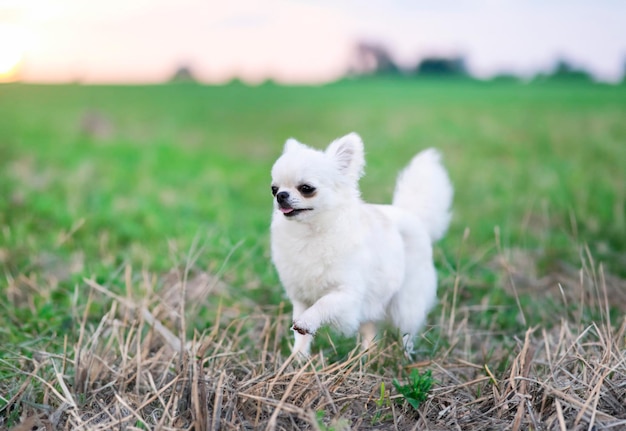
392, 369, 434, 411
371, 381, 392, 424
315, 410, 326, 429
314, 410, 350, 431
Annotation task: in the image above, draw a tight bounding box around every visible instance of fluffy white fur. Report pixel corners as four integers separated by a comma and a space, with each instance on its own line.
270, 133, 453, 356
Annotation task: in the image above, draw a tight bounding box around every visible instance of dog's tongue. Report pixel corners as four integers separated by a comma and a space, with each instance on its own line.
280, 207, 294, 214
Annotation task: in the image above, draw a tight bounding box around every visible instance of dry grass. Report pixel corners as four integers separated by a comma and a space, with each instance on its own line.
2, 252, 625, 431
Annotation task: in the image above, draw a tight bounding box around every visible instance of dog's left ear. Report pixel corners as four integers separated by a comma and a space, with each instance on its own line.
283, 138, 309, 153
326, 133, 365, 181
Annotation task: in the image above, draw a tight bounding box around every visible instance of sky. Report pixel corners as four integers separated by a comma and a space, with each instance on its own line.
0, 0, 625, 84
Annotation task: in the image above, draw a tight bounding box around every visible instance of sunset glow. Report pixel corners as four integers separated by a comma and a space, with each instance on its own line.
0, 25, 27, 81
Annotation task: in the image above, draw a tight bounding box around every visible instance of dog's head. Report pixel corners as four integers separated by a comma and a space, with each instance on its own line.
270, 133, 365, 221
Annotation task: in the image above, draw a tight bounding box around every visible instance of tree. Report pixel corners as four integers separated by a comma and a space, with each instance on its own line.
414, 56, 468, 77
548, 59, 592, 82
170, 65, 197, 83
351, 42, 402, 76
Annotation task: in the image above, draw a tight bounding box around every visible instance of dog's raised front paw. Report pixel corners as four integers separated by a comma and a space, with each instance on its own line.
291, 321, 313, 336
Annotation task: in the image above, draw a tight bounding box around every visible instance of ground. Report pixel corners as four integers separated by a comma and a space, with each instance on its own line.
0, 79, 625, 430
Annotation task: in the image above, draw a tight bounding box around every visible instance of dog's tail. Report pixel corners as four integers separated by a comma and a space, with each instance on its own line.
392, 148, 453, 242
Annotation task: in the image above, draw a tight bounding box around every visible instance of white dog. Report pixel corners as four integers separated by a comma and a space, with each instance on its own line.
270, 133, 453, 356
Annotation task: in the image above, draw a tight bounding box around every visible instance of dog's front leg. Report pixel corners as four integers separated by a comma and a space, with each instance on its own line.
292, 290, 361, 340
291, 300, 313, 356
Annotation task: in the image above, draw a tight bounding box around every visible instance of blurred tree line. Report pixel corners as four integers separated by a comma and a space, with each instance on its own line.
169, 41, 625, 84
351, 42, 468, 78
349, 42, 599, 82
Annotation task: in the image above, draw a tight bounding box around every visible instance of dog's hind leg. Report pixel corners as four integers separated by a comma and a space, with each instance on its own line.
402, 333, 415, 358
388, 261, 437, 357
359, 321, 377, 351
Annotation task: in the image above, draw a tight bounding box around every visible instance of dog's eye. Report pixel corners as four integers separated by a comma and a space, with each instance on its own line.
271, 186, 278, 196
298, 184, 316, 196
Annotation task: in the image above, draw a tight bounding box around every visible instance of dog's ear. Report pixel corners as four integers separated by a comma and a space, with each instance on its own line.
326, 132, 365, 181
283, 138, 308, 153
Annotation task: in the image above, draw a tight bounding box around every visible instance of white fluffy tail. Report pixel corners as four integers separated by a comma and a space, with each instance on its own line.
392, 148, 453, 242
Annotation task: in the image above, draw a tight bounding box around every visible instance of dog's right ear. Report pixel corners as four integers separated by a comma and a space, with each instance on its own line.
284, 138, 308, 153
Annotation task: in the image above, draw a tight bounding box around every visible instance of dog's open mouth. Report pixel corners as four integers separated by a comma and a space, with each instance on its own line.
279, 205, 313, 217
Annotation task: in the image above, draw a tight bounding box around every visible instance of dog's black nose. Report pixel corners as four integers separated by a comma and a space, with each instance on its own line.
276, 191, 289, 203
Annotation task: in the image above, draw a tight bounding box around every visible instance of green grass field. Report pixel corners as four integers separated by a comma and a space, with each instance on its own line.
1, 79, 625, 429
